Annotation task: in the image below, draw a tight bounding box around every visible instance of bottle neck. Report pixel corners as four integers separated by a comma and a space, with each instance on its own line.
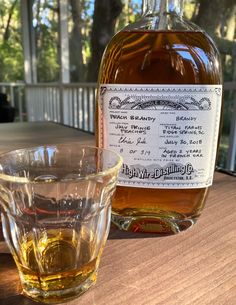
142, 0, 184, 17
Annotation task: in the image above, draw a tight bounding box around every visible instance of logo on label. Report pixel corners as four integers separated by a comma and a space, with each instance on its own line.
122, 163, 194, 180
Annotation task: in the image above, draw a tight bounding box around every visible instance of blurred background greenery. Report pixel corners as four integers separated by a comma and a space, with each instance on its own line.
0, 0, 235, 169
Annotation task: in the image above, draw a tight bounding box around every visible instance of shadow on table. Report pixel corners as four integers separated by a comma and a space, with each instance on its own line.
108, 224, 164, 240
0, 295, 44, 305
0, 253, 21, 298
0, 254, 52, 305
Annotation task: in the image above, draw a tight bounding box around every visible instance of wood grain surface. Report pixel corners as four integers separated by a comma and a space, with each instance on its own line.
0, 122, 235, 305
0, 122, 94, 153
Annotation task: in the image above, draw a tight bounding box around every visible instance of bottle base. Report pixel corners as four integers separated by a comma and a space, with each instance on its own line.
111, 211, 199, 234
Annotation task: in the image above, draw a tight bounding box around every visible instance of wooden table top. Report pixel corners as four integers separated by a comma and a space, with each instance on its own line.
0, 122, 235, 305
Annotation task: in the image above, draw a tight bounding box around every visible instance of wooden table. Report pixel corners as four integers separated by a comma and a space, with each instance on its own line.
0, 122, 235, 305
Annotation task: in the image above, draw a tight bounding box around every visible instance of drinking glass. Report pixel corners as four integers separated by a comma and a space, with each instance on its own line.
0, 144, 122, 303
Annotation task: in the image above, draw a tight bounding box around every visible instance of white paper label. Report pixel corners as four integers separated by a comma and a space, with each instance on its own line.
99, 84, 222, 189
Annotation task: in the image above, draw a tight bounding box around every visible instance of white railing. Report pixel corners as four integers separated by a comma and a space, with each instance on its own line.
0, 82, 97, 132
0, 82, 236, 170
26, 83, 97, 133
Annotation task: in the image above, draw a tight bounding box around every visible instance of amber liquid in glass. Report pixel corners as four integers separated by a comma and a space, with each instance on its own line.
16, 228, 100, 303
97, 31, 221, 234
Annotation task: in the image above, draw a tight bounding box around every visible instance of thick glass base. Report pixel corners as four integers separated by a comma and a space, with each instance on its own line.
21, 271, 97, 304
111, 211, 198, 234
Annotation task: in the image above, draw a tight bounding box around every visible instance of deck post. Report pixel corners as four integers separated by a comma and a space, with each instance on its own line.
227, 90, 236, 171
20, 0, 37, 84
58, 0, 70, 124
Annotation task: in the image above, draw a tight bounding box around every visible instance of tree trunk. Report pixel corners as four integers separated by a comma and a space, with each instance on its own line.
224, 5, 236, 40
194, 0, 222, 36
194, 0, 236, 57
87, 0, 123, 82
70, 0, 85, 82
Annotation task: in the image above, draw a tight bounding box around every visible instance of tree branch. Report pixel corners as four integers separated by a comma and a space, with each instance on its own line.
3, 0, 17, 42
44, 4, 59, 13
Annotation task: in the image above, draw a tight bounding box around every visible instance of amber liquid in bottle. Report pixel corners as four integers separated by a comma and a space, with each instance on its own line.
97, 31, 221, 234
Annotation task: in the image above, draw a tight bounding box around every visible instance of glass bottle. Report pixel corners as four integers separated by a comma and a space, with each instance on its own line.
96, 0, 222, 234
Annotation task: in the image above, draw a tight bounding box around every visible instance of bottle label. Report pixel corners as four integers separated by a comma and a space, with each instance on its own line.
99, 84, 222, 189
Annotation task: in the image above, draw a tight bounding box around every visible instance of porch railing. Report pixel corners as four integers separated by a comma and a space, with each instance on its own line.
0, 82, 236, 171
25, 83, 97, 133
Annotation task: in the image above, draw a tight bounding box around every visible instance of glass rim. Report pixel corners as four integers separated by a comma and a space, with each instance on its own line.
0, 143, 123, 184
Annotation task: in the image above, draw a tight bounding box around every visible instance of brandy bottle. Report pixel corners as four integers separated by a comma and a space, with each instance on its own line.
96, 0, 222, 234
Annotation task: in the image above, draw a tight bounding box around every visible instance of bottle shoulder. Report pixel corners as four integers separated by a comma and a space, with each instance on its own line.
100, 27, 221, 85
109, 16, 220, 57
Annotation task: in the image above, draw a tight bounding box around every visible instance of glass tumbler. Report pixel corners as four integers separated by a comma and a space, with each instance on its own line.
0, 144, 122, 303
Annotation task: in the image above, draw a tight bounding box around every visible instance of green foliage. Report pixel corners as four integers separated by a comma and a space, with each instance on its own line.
36, 28, 60, 82
33, 0, 59, 82
116, 1, 142, 31
0, 0, 23, 82
0, 36, 24, 82
183, 0, 197, 20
